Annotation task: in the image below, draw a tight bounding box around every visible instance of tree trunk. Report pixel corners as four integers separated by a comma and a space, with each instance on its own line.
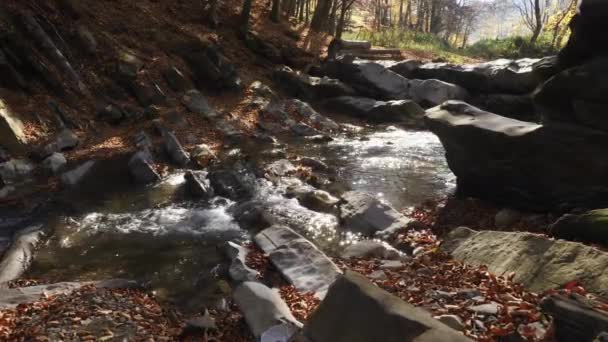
310, 0, 332, 31
240, 0, 253, 33
530, 0, 543, 44
271, 0, 281, 22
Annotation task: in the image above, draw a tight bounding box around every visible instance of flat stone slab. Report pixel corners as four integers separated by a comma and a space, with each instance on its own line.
442, 227, 608, 296
255, 225, 342, 299
0, 225, 44, 283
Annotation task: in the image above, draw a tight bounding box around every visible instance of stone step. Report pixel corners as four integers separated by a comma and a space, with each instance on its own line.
254, 225, 342, 299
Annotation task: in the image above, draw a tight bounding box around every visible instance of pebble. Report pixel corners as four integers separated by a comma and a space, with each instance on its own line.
468, 302, 501, 315
436, 314, 465, 331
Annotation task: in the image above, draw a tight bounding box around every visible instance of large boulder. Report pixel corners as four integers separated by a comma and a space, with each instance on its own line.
425, 101, 608, 210
534, 58, 608, 129
273, 66, 356, 100
409, 79, 469, 107
303, 271, 471, 342
285, 99, 340, 132
550, 209, 608, 245
324, 96, 424, 126
320, 60, 410, 100
0, 101, 27, 154
339, 191, 411, 236
558, 0, 608, 68
178, 41, 241, 90
410, 58, 555, 95
254, 225, 342, 299
441, 227, 608, 296
472, 93, 536, 122
128, 150, 160, 184
61, 160, 96, 187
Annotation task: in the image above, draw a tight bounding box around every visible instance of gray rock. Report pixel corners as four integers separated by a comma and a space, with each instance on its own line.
541, 294, 608, 342
0, 186, 15, 200
388, 59, 423, 78
324, 96, 425, 125
273, 66, 356, 101
182, 89, 218, 118
379, 260, 405, 270
321, 60, 410, 100
76, 25, 97, 54
494, 208, 522, 229
96, 100, 124, 124
425, 101, 608, 210
339, 191, 411, 236
180, 41, 241, 90
255, 226, 342, 299
233, 282, 302, 339
409, 79, 469, 106
286, 99, 340, 132
0, 225, 44, 283
184, 170, 214, 198
185, 310, 216, 331
341, 240, 402, 260
42, 152, 67, 174
265, 159, 297, 177
436, 315, 465, 331
289, 120, 321, 136
61, 160, 96, 187
164, 66, 192, 92
208, 170, 254, 200
130, 81, 165, 106
0, 100, 27, 153
44, 129, 79, 156
163, 132, 190, 167
0, 159, 34, 184
296, 190, 340, 214
472, 93, 536, 122
223, 242, 258, 283
411, 57, 553, 94
442, 227, 608, 296
467, 302, 500, 315
303, 271, 472, 342
128, 151, 159, 184
191, 144, 216, 165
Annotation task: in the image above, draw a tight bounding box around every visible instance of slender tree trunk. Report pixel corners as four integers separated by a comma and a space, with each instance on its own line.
271, 0, 281, 22
240, 0, 253, 33
310, 0, 332, 31
530, 0, 543, 44
336, 0, 349, 39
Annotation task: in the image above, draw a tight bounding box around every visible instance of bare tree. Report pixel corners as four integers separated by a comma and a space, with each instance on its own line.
512, 0, 553, 43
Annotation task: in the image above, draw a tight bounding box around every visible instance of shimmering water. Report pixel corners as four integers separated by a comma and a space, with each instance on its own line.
26, 124, 454, 309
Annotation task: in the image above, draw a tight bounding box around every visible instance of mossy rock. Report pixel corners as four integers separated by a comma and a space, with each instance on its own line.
551, 209, 608, 245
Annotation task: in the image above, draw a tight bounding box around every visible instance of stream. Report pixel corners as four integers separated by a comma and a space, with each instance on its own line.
24, 122, 455, 310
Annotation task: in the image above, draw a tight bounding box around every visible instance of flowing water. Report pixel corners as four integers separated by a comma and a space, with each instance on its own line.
25, 122, 455, 309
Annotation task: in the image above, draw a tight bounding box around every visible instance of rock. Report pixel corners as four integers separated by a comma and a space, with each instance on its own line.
321, 60, 410, 100
472, 93, 536, 122
534, 58, 608, 129
425, 101, 608, 210
233, 282, 302, 339
297, 157, 328, 171
144, 105, 160, 120
179, 40, 241, 90
550, 209, 608, 245
341, 240, 402, 260
191, 144, 217, 166
388, 59, 423, 78
0, 101, 27, 153
0, 186, 15, 200
558, 0, 608, 68
289, 120, 321, 137
96, 100, 124, 124
208, 169, 254, 200
182, 90, 218, 118
286, 99, 340, 132
410, 58, 554, 94
324, 96, 424, 125
265, 159, 297, 178
0, 159, 34, 184
243, 31, 283, 64
494, 208, 522, 229
42, 152, 67, 174
339, 191, 411, 236
44, 129, 79, 156
75, 25, 97, 54
164, 66, 192, 92
441, 227, 608, 296
541, 294, 608, 342
130, 81, 165, 106
467, 302, 500, 315
163, 132, 190, 167
273, 66, 356, 100
409, 79, 468, 107
185, 310, 216, 331
296, 190, 340, 214
255, 226, 342, 299
128, 151, 159, 184
436, 315, 465, 331
0, 225, 44, 283
184, 170, 214, 198
303, 271, 472, 342
61, 160, 96, 187
223, 242, 258, 282
379, 260, 405, 270
116, 52, 142, 83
